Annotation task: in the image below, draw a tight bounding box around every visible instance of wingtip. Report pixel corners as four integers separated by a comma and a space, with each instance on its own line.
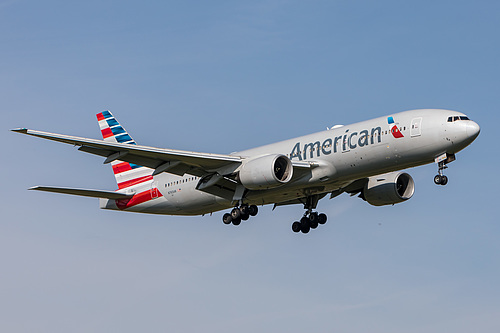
11, 128, 28, 133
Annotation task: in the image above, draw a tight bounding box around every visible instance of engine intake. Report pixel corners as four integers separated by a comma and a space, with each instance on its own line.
363, 172, 415, 206
239, 154, 293, 190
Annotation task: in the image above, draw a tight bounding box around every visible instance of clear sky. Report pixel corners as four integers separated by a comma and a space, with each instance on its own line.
1, 1, 499, 332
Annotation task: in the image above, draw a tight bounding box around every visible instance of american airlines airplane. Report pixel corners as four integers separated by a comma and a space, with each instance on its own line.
12, 109, 480, 233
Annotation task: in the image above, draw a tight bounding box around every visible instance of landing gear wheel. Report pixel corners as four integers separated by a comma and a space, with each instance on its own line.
222, 213, 232, 225
440, 175, 448, 186
241, 213, 250, 221
318, 213, 327, 225
300, 216, 310, 228
231, 207, 241, 220
292, 221, 301, 233
434, 175, 442, 185
310, 220, 319, 229
240, 205, 249, 215
248, 205, 258, 216
232, 217, 241, 226
309, 212, 318, 223
301, 224, 310, 234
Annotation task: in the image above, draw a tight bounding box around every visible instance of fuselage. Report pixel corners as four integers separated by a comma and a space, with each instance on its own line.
100, 109, 480, 215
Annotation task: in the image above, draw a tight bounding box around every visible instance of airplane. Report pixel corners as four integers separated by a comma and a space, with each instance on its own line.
12, 109, 480, 233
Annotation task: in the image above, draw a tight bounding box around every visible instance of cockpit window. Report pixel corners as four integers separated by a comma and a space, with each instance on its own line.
448, 115, 471, 122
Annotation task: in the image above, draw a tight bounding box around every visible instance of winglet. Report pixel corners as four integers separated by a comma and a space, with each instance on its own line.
11, 128, 28, 133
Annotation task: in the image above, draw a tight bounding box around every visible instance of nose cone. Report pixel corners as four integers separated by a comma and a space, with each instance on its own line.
466, 121, 481, 141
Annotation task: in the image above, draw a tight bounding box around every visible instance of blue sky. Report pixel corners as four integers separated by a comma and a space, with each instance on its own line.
1, 1, 499, 332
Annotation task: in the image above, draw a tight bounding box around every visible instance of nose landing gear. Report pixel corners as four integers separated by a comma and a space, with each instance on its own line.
434, 161, 449, 186
434, 153, 455, 186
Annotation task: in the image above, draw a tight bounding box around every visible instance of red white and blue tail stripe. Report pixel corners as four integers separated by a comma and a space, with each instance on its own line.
96, 111, 153, 190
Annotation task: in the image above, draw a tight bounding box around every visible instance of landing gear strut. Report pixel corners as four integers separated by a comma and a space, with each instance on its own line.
222, 204, 259, 226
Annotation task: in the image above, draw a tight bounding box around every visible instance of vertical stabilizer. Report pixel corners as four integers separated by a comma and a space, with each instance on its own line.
96, 111, 153, 189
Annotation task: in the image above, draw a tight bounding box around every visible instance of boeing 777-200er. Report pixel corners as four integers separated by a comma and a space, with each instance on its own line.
12, 109, 480, 233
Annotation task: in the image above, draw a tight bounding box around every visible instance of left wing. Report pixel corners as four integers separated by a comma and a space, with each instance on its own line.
29, 186, 135, 199
12, 128, 243, 177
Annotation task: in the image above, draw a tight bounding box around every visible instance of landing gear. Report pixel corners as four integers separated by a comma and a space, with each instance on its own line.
434, 153, 455, 186
290, 194, 328, 234
291, 211, 328, 234
434, 161, 449, 186
222, 204, 259, 226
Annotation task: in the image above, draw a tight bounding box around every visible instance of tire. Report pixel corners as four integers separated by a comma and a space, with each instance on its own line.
240, 205, 249, 215
434, 175, 442, 185
440, 175, 448, 186
223, 213, 232, 225
300, 216, 310, 228
232, 217, 241, 226
318, 213, 327, 225
309, 212, 318, 223
249, 205, 258, 216
231, 207, 241, 219
292, 221, 301, 233
301, 224, 310, 234
241, 213, 250, 221
310, 220, 318, 229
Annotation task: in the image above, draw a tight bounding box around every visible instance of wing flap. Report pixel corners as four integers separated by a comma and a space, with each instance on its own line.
29, 186, 134, 200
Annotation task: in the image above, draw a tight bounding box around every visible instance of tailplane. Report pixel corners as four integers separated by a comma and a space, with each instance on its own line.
96, 111, 153, 190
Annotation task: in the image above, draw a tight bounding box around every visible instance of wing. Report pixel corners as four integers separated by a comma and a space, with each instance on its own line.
29, 186, 135, 199
12, 128, 243, 177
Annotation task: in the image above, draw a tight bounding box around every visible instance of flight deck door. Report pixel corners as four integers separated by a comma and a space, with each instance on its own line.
411, 117, 422, 137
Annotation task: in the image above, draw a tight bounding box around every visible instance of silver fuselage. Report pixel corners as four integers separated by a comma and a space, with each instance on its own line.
100, 109, 480, 215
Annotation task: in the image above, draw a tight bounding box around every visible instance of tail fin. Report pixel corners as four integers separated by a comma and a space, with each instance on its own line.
96, 111, 153, 190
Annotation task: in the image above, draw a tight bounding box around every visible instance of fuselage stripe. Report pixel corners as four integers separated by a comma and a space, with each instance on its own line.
117, 175, 153, 189
115, 189, 163, 209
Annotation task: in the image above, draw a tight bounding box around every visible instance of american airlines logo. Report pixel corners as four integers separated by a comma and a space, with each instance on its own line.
290, 126, 383, 161
290, 117, 405, 161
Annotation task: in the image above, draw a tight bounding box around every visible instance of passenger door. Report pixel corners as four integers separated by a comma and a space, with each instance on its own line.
410, 118, 422, 137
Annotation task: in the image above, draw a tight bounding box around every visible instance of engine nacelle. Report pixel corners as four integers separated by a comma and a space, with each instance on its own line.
363, 172, 415, 206
239, 154, 293, 190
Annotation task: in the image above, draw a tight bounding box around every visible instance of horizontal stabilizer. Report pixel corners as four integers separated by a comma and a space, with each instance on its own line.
29, 186, 134, 200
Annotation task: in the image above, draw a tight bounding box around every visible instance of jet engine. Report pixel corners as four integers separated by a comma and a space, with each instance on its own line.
239, 154, 293, 190
363, 172, 415, 206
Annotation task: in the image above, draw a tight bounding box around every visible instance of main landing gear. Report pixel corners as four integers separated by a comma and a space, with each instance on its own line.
291, 194, 327, 234
222, 204, 259, 226
291, 211, 327, 234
